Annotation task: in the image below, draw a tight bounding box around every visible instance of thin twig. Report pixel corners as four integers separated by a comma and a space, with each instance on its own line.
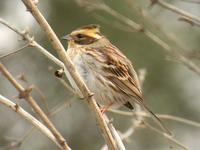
0, 43, 30, 59
32, 85, 50, 114
179, 0, 200, 4
178, 17, 200, 27
0, 63, 71, 150
135, 7, 200, 70
144, 122, 190, 150
108, 110, 190, 149
108, 109, 200, 128
0, 94, 61, 149
0, 18, 65, 69
49, 97, 74, 116
151, 0, 200, 23
102, 115, 126, 150
137, 8, 191, 51
21, 0, 123, 149
1, 127, 35, 150
56, 77, 76, 95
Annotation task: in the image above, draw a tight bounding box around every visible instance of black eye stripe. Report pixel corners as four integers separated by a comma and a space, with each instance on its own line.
76, 34, 85, 38
74, 35, 98, 45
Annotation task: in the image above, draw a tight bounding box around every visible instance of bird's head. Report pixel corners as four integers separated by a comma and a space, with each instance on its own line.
61, 24, 103, 48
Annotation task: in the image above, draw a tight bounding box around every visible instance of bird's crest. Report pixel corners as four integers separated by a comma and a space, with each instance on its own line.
71, 24, 101, 39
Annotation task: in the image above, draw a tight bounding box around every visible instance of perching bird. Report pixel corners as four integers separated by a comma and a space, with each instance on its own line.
62, 24, 171, 135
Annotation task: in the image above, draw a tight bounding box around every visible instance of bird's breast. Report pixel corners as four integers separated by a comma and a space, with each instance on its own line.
66, 48, 96, 90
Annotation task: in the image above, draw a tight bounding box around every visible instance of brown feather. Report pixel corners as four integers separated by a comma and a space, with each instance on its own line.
64, 26, 171, 135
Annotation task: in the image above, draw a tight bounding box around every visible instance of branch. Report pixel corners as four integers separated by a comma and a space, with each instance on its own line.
108, 109, 200, 128
0, 16, 124, 149
151, 0, 200, 24
179, 0, 200, 4
178, 17, 200, 27
0, 94, 61, 149
0, 43, 29, 59
0, 18, 64, 69
20, 0, 121, 149
0, 63, 71, 150
144, 122, 190, 150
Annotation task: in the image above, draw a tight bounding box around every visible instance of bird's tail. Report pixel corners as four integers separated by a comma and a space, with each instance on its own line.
142, 103, 172, 136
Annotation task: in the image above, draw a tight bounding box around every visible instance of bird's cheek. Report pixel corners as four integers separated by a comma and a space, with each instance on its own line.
68, 41, 76, 48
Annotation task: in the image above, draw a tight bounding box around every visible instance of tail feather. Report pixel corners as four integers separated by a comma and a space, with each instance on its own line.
142, 103, 172, 136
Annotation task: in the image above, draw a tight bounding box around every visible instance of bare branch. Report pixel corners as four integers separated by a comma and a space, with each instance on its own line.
0, 63, 71, 150
0, 18, 65, 69
0, 94, 61, 149
101, 115, 126, 150
176, 0, 200, 4
108, 109, 200, 128
20, 0, 124, 149
178, 17, 200, 27
144, 122, 190, 150
108, 109, 191, 149
150, 0, 200, 24
0, 43, 29, 59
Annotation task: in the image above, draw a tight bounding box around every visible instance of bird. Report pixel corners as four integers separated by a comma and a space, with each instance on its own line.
61, 24, 171, 135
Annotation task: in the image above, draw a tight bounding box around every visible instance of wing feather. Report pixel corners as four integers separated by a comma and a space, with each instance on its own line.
86, 44, 143, 104
85, 44, 171, 135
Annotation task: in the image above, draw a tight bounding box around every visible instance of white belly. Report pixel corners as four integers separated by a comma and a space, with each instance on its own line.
65, 49, 94, 92
65, 50, 115, 106
68, 48, 124, 107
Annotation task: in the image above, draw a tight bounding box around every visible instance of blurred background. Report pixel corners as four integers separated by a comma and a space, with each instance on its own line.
0, 0, 200, 150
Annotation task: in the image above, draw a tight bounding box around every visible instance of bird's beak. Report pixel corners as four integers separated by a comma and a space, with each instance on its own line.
61, 34, 72, 41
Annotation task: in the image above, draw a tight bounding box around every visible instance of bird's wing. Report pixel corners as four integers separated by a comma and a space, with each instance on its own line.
86, 44, 144, 104
85, 45, 171, 135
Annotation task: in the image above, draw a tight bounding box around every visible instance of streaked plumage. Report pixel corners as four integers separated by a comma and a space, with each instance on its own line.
62, 24, 171, 135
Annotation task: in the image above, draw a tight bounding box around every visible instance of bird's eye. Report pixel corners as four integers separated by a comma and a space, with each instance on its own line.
77, 34, 84, 39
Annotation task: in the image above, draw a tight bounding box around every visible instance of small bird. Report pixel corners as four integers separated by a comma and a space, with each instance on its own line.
62, 24, 171, 135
